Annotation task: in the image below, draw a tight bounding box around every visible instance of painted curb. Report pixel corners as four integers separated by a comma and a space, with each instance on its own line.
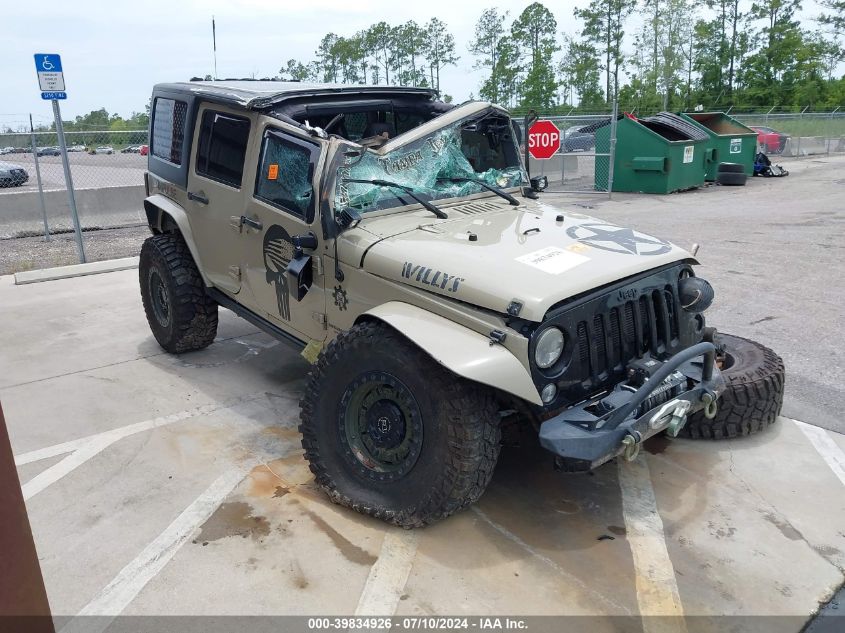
14, 256, 139, 285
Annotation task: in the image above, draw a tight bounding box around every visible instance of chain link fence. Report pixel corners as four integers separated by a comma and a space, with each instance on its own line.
511, 107, 845, 195
1, 125, 149, 273
514, 113, 617, 195
0, 128, 148, 237
729, 110, 845, 157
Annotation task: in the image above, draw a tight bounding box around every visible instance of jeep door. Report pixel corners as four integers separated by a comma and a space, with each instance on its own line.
240, 121, 328, 342
185, 104, 257, 294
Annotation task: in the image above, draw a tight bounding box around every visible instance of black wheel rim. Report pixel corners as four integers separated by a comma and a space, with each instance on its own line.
148, 269, 171, 328
338, 371, 423, 482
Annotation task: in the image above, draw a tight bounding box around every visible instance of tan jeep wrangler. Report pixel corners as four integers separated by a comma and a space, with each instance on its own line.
140, 81, 784, 527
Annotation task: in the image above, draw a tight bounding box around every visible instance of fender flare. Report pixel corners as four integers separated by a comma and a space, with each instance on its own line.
360, 301, 542, 405
143, 194, 210, 286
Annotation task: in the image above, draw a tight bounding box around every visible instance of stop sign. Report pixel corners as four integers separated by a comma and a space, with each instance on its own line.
528, 120, 561, 160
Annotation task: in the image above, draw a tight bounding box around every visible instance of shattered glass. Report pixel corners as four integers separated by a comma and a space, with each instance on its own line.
335, 115, 526, 214
256, 136, 313, 217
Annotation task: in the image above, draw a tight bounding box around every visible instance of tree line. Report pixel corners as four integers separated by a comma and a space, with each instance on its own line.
274, 0, 845, 112
0, 108, 151, 135
277, 18, 458, 100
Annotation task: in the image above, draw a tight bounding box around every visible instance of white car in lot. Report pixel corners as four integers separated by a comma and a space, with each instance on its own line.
92, 146, 115, 155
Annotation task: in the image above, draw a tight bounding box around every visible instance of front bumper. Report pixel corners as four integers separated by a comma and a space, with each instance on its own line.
538, 340, 725, 470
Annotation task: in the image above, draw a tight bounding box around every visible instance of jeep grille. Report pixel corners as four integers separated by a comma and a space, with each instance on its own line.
532, 264, 701, 406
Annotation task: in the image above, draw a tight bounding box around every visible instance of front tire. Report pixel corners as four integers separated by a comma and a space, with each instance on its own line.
139, 233, 218, 353
299, 322, 501, 528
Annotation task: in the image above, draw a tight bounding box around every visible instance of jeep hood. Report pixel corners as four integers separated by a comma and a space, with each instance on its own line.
350, 201, 695, 322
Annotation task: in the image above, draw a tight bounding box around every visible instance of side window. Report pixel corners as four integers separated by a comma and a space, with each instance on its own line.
196, 110, 250, 188
254, 131, 317, 220
151, 98, 187, 164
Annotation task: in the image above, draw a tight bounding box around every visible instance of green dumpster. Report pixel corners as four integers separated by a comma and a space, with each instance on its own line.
678, 112, 758, 180
595, 113, 708, 194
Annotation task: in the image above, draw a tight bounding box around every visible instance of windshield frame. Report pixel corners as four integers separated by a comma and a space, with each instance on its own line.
324, 102, 526, 225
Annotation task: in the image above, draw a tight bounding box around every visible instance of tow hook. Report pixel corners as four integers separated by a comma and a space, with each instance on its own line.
621, 431, 642, 461
702, 391, 719, 420
649, 399, 691, 437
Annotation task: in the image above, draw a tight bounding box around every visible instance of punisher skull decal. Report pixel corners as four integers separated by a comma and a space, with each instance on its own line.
263, 225, 294, 320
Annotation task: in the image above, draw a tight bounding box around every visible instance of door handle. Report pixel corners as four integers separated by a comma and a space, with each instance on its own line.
241, 216, 263, 231
187, 191, 209, 205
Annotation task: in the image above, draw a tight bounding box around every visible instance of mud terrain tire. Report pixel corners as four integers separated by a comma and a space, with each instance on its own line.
139, 233, 218, 353
680, 333, 784, 439
299, 321, 501, 528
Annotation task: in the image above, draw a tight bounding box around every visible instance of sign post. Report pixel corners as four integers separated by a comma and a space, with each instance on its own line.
34, 54, 86, 263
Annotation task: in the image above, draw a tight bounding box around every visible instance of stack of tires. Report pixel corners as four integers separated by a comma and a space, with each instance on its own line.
716, 162, 747, 186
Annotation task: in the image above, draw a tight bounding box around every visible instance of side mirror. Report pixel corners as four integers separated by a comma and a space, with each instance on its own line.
286, 254, 313, 302
286, 232, 317, 301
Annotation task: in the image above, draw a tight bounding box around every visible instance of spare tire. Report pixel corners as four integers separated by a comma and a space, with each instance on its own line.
717, 171, 747, 186
717, 162, 745, 173
680, 333, 784, 439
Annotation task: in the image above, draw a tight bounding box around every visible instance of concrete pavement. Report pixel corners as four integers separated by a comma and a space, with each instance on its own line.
1, 269, 844, 630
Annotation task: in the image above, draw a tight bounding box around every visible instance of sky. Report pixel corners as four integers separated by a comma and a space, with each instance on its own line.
0, 0, 837, 130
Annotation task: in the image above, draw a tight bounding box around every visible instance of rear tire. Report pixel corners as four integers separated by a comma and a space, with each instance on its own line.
299, 322, 501, 528
139, 233, 218, 353
680, 333, 784, 439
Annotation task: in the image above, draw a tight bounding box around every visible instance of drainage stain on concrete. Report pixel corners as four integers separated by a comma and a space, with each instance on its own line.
708, 521, 738, 539
813, 544, 843, 558
302, 508, 377, 566
644, 435, 672, 455
194, 502, 271, 543
555, 499, 581, 514
763, 512, 803, 541
261, 425, 302, 441
291, 559, 309, 589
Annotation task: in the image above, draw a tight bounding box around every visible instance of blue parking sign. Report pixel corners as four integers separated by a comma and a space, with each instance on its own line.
34, 54, 63, 73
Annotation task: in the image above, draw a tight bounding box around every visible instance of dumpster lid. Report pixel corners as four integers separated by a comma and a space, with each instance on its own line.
640, 112, 709, 142
682, 112, 757, 136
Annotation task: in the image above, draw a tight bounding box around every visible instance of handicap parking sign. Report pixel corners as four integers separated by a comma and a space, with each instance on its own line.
34, 54, 63, 73
34, 53, 66, 97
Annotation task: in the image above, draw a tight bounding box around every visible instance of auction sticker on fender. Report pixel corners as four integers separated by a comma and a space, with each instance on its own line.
516, 246, 588, 275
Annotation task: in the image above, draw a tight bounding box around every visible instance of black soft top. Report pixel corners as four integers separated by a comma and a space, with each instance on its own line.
153, 80, 439, 111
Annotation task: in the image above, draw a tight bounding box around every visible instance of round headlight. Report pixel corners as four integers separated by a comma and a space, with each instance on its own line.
534, 327, 564, 369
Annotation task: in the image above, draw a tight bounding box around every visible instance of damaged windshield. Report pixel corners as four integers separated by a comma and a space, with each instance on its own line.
335, 110, 526, 215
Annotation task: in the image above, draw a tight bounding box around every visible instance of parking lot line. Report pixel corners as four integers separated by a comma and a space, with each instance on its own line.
17, 394, 262, 500
59, 466, 251, 632
354, 531, 420, 616
792, 418, 845, 486
471, 506, 632, 614
618, 457, 687, 629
